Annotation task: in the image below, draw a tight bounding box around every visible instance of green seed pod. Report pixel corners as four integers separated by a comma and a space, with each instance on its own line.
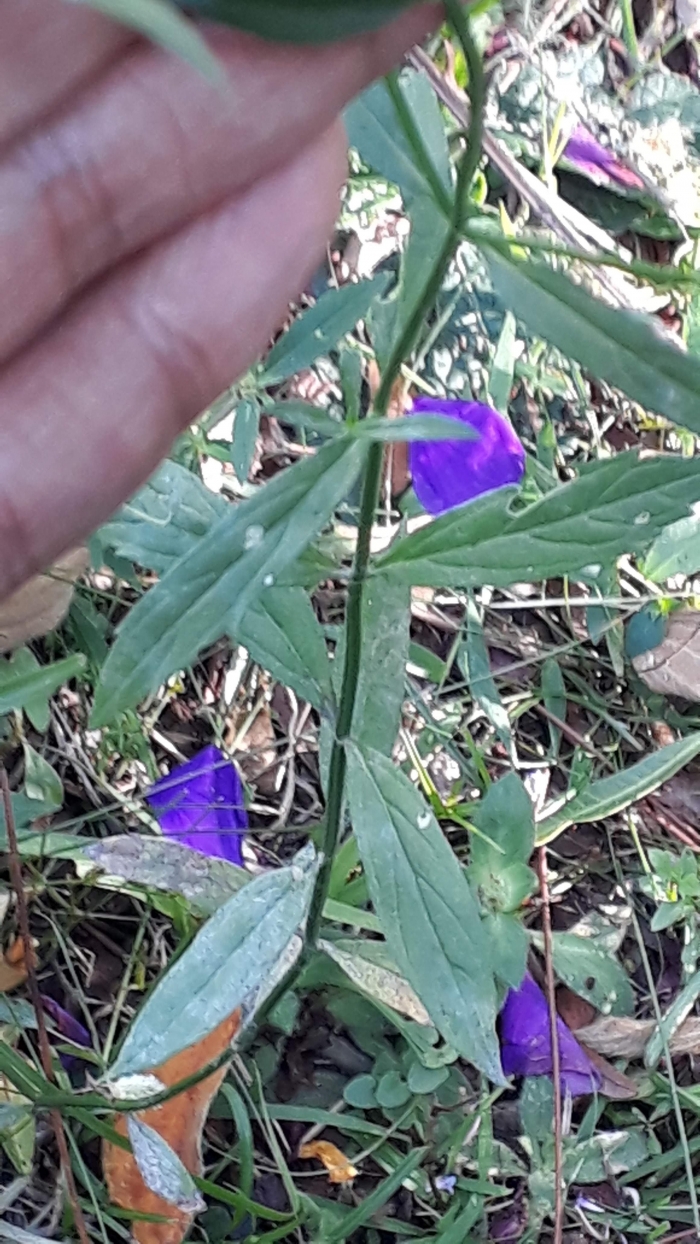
183, 0, 415, 43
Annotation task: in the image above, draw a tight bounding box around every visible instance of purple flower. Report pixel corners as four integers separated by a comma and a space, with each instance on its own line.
409, 398, 525, 516
41, 995, 91, 1071
500, 973, 601, 1097
561, 124, 645, 191
146, 744, 247, 867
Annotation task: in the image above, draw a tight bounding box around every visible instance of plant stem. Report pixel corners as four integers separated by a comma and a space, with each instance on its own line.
305, 6, 487, 951
305, 439, 384, 946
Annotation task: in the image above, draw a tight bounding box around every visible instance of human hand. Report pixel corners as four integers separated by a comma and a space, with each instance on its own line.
0, 0, 436, 601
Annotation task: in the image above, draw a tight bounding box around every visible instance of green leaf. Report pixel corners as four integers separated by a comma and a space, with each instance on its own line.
343, 1074, 378, 1109
346, 742, 503, 1082
472, 773, 535, 868
375, 1070, 411, 1109
0, 1099, 35, 1176
0, 791, 78, 857
406, 1062, 448, 1095
536, 732, 700, 844
0, 649, 85, 731
351, 415, 477, 443
0, 997, 37, 1029
541, 656, 566, 756
460, 596, 514, 758
485, 248, 700, 436
93, 439, 365, 725
234, 588, 333, 712
127, 1116, 204, 1212
489, 311, 517, 415
185, 0, 411, 42
642, 513, 700, 582
107, 845, 319, 1078
347, 71, 451, 207
262, 275, 389, 386
80, 0, 223, 77
645, 969, 700, 1068
230, 399, 260, 485
351, 577, 410, 755
469, 775, 537, 920
22, 744, 63, 807
103, 461, 333, 708
377, 454, 700, 588
102, 458, 333, 588
101, 459, 226, 573
483, 912, 528, 990
548, 931, 634, 1016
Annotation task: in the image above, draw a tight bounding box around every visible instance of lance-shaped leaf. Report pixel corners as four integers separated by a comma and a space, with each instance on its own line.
93, 439, 364, 724
107, 845, 318, 1079
346, 742, 503, 1082
486, 248, 700, 437
101, 462, 334, 710
377, 454, 700, 588
536, 732, 700, 844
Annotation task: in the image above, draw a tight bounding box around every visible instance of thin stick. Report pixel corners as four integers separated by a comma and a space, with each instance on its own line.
537, 845, 563, 1244
1, 765, 91, 1244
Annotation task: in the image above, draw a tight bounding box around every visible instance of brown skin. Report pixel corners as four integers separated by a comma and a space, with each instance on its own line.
0, 0, 438, 602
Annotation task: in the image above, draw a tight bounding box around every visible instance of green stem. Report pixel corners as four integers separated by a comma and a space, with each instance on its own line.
305, 439, 384, 946
444, 0, 485, 214
618, 0, 640, 66
305, 5, 487, 951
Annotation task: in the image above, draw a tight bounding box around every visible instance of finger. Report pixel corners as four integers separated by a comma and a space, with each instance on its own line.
0, 124, 347, 600
0, 4, 438, 363
0, 0, 134, 149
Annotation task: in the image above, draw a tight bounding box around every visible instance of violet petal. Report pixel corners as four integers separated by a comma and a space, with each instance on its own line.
500, 973, 601, 1097
146, 744, 247, 867
41, 995, 91, 1071
41, 996, 91, 1048
408, 397, 525, 516
562, 124, 645, 192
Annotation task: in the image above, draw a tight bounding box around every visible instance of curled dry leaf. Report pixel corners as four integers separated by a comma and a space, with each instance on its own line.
578, 1014, 700, 1060
0, 548, 88, 653
299, 1140, 358, 1184
632, 609, 700, 700
103, 1009, 241, 1244
0, 937, 33, 993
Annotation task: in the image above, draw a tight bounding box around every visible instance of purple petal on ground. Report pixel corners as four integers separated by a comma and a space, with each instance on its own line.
500, 973, 601, 1097
146, 744, 247, 866
41, 996, 91, 1048
408, 397, 525, 516
41, 995, 91, 1070
562, 124, 645, 191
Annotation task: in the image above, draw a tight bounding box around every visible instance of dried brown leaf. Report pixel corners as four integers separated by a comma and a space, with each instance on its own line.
0, 937, 32, 992
103, 1009, 241, 1244
556, 985, 597, 1032
0, 548, 88, 652
579, 1043, 639, 1099
578, 1014, 700, 1059
633, 608, 700, 700
299, 1141, 358, 1184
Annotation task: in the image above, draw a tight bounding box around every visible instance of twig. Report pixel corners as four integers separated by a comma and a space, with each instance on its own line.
0, 766, 91, 1244
537, 845, 563, 1244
